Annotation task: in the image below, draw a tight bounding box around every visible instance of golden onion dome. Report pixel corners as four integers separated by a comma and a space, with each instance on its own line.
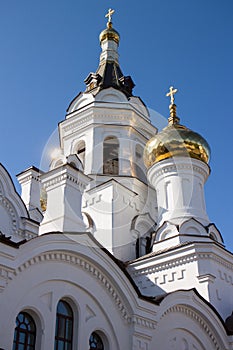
144, 88, 211, 168
99, 22, 120, 45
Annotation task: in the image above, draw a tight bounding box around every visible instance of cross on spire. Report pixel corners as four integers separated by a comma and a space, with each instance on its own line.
166, 86, 178, 105
105, 8, 115, 23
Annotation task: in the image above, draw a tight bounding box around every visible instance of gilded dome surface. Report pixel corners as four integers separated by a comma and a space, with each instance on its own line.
144, 121, 210, 168
99, 25, 120, 44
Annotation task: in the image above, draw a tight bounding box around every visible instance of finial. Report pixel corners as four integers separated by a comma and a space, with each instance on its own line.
105, 8, 115, 28
166, 86, 180, 125
166, 86, 178, 105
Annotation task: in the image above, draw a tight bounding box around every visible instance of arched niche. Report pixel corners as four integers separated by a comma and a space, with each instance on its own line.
103, 136, 119, 175
131, 213, 156, 258
74, 140, 86, 168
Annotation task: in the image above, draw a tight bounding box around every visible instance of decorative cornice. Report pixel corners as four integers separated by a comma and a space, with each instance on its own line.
18, 174, 40, 183
9, 251, 131, 322
161, 305, 221, 350
131, 252, 198, 276
130, 248, 233, 278
62, 112, 153, 136
148, 162, 209, 182
0, 195, 18, 233
132, 315, 156, 329
42, 171, 87, 192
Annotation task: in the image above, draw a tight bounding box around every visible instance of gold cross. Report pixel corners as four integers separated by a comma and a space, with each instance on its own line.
105, 8, 115, 23
166, 86, 178, 105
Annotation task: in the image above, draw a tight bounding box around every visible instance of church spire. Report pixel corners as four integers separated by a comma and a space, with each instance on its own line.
166, 86, 180, 125
99, 9, 120, 65
84, 10, 135, 97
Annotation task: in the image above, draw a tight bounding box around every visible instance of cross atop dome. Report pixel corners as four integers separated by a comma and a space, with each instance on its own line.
166, 86, 178, 105
83, 9, 135, 97
166, 86, 180, 125
105, 8, 115, 24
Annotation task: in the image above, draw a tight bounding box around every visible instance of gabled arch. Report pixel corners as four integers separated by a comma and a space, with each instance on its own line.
131, 213, 156, 258
0, 164, 30, 240
155, 221, 178, 242
67, 154, 83, 171
154, 289, 229, 350
207, 223, 224, 244
0, 164, 28, 219
67, 92, 95, 114
50, 155, 66, 170
96, 87, 128, 103
179, 218, 207, 236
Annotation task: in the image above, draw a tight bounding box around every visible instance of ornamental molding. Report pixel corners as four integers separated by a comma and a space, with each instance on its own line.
0, 266, 14, 292
82, 194, 102, 208
19, 174, 40, 183
42, 172, 87, 192
123, 196, 146, 212
131, 253, 198, 276
132, 315, 156, 330
161, 304, 221, 350
62, 113, 152, 135
149, 162, 209, 181
0, 195, 18, 234
63, 114, 94, 133
211, 254, 233, 272
9, 251, 131, 322
130, 250, 233, 278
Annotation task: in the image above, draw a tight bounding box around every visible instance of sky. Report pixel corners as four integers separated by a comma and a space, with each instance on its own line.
0, 1, 232, 249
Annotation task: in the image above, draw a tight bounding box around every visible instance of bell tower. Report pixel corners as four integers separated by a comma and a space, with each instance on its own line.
40, 10, 158, 261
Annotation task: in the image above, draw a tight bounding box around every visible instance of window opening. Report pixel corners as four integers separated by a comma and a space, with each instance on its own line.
12, 312, 36, 350
103, 136, 119, 175
54, 300, 73, 350
76, 141, 86, 166
89, 332, 104, 350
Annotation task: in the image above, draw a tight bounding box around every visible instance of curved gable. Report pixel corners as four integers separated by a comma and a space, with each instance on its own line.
0, 164, 29, 240
95, 87, 128, 103
67, 92, 95, 115
154, 289, 229, 350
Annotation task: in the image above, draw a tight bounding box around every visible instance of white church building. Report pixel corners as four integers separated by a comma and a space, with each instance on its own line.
1, 10, 233, 350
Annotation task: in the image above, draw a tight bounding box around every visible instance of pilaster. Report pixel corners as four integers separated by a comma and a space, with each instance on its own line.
39, 164, 90, 234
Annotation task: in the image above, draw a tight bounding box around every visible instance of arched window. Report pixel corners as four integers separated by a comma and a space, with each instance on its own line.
12, 312, 36, 350
76, 141, 86, 167
103, 136, 119, 175
89, 332, 104, 349
54, 300, 73, 350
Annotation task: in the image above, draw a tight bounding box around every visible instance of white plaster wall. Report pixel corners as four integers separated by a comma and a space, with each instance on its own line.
147, 157, 210, 227
153, 291, 229, 350
83, 178, 156, 261
0, 235, 231, 350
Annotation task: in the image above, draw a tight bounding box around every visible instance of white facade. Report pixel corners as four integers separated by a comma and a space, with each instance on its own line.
0, 15, 233, 350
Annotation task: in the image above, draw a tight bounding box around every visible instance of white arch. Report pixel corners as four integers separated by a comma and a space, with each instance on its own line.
154, 289, 229, 350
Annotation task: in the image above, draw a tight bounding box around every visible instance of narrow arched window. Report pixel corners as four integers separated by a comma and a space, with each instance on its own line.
89, 332, 104, 349
76, 141, 86, 167
103, 136, 119, 175
54, 300, 73, 350
12, 312, 36, 350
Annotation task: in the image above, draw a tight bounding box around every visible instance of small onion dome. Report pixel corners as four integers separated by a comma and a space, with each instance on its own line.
144, 104, 210, 168
99, 22, 120, 45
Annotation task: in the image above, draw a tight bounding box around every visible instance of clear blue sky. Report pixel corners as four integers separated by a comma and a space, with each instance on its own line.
0, 1, 232, 249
